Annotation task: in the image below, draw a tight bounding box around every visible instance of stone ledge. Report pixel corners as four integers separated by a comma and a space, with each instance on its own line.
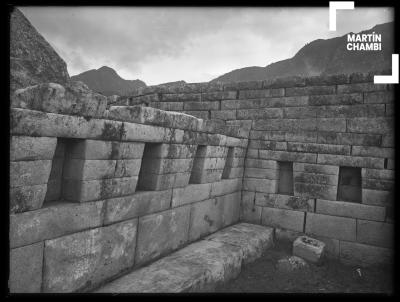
93, 223, 273, 293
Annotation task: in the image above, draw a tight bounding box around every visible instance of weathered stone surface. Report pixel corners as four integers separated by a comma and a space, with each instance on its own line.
10, 184, 47, 213
135, 206, 190, 265
317, 154, 384, 169
210, 178, 242, 197
293, 236, 325, 264
288, 142, 350, 155
316, 104, 385, 118
189, 198, 223, 241
305, 213, 356, 241
9, 242, 43, 293
294, 171, 338, 186
63, 176, 137, 202
256, 193, 314, 212
10, 200, 105, 248
218, 192, 241, 227
357, 220, 393, 248
253, 119, 316, 131
211, 110, 236, 120
10, 160, 52, 187
361, 168, 394, 180
340, 241, 393, 267
337, 83, 386, 94
69, 140, 145, 160
259, 150, 317, 164
206, 223, 274, 264
317, 132, 381, 147
104, 190, 172, 224
245, 158, 278, 169
274, 228, 303, 243
294, 182, 337, 200
362, 189, 393, 207
346, 117, 393, 134
138, 172, 190, 191
261, 207, 305, 232
63, 159, 141, 180
172, 183, 212, 207
184, 101, 219, 111
144, 143, 196, 159
316, 199, 385, 221
95, 223, 273, 293
285, 85, 336, 97
316, 118, 346, 132
293, 163, 339, 175
12, 82, 107, 118
240, 191, 261, 224
244, 167, 279, 179
309, 93, 362, 106
352, 146, 394, 159
10, 136, 57, 161
243, 178, 277, 194
43, 219, 138, 292
95, 239, 242, 293
10, 8, 69, 91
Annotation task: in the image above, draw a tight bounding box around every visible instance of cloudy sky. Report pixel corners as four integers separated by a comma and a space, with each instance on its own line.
19, 6, 393, 85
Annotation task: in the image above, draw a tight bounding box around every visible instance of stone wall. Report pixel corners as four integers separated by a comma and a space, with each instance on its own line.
127, 72, 395, 268
9, 82, 247, 292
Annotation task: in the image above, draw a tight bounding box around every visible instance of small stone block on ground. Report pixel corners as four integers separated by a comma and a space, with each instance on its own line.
293, 235, 326, 264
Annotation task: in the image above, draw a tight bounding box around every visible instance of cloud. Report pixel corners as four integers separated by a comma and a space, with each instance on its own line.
19, 6, 393, 85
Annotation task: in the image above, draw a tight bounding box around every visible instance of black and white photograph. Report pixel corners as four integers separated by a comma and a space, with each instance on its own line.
7, 2, 397, 295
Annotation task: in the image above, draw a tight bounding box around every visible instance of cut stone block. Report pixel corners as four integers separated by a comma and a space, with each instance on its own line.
305, 212, 356, 241
43, 219, 138, 293
219, 192, 241, 227
104, 190, 172, 224
172, 183, 212, 207
261, 207, 305, 232
293, 236, 326, 264
10, 136, 57, 161
10, 200, 105, 248
135, 206, 190, 266
356, 220, 393, 248
69, 140, 145, 160
63, 176, 138, 202
94, 223, 273, 293
256, 193, 314, 212
211, 178, 242, 197
10, 184, 47, 213
138, 172, 190, 191
189, 198, 223, 241
9, 242, 43, 293
10, 160, 52, 187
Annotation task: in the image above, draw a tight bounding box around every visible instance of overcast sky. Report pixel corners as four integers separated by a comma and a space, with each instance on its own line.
19, 6, 393, 85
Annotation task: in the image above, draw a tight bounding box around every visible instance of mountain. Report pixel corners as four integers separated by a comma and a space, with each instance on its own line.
71, 66, 146, 96
212, 22, 393, 83
10, 8, 70, 92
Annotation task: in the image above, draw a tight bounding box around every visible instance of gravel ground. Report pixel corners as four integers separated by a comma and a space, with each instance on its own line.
215, 241, 393, 294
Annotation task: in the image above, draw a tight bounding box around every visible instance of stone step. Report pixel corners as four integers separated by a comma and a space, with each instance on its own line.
93, 223, 274, 293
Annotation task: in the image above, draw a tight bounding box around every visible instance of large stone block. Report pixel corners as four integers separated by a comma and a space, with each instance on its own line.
240, 191, 262, 224
285, 85, 336, 96
256, 193, 314, 212
63, 159, 141, 180
206, 223, 274, 264
210, 110, 236, 120
10, 184, 47, 213
63, 176, 138, 202
43, 219, 138, 292
10, 160, 52, 187
316, 199, 386, 221
210, 178, 242, 197
245, 158, 278, 169
285, 131, 318, 143
283, 106, 317, 118
253, 119, 316, 131
12, 82, 107, 118
337, 82, 386, 94
294, 171, 338, 186
10, 200, 105, 248
305, 212, 356, 241
151, 101, 183, 111
317, 132, 381, 147
69, 140, 145, 160
317, 154, 384, 169
293, 236, 325, 264
364, 91, 394, 104
294, 182, 337, 200
138, 172, 189, 191
10, 136, 57, 161
259, 150, 317, 164
288, 142, 350, 155
340, 241, 393, 267
189, 198, 223, 241
202, 90, 237, 101
243, 178, 277, 193
135, 206, 190, 265
357, 220, 393, 248
144, 143, 197, 159
362, 178, 394, 191
261, 207, 305, 232
237, 108, 283, 119
352, 146, 394, 159
362, 189, 393, 207
316, 104, 385, 118
9, 242, 43, 293
244, 167, 279, 179
122, 120, 174, 143
104, 190, 172, 224
184, 101, 219, 111
141, 158, 193, 174
309, 93, 362, 106
293, 163, 339, 175
361, 168, 394, 180
218, 192, 241, 227
316, 118, 346, 132
172, 183, 212, 207
347, 117, 394, 134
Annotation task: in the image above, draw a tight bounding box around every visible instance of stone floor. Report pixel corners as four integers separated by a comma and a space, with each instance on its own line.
215, 241, 393, 293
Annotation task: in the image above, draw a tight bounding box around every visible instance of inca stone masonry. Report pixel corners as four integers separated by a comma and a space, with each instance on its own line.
10, 72, 394, 292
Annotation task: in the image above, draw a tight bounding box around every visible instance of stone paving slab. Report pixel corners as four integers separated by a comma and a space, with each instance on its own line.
94, 223, 274, 293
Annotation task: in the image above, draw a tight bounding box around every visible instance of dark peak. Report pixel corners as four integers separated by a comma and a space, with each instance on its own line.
97, 66, 117, 73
